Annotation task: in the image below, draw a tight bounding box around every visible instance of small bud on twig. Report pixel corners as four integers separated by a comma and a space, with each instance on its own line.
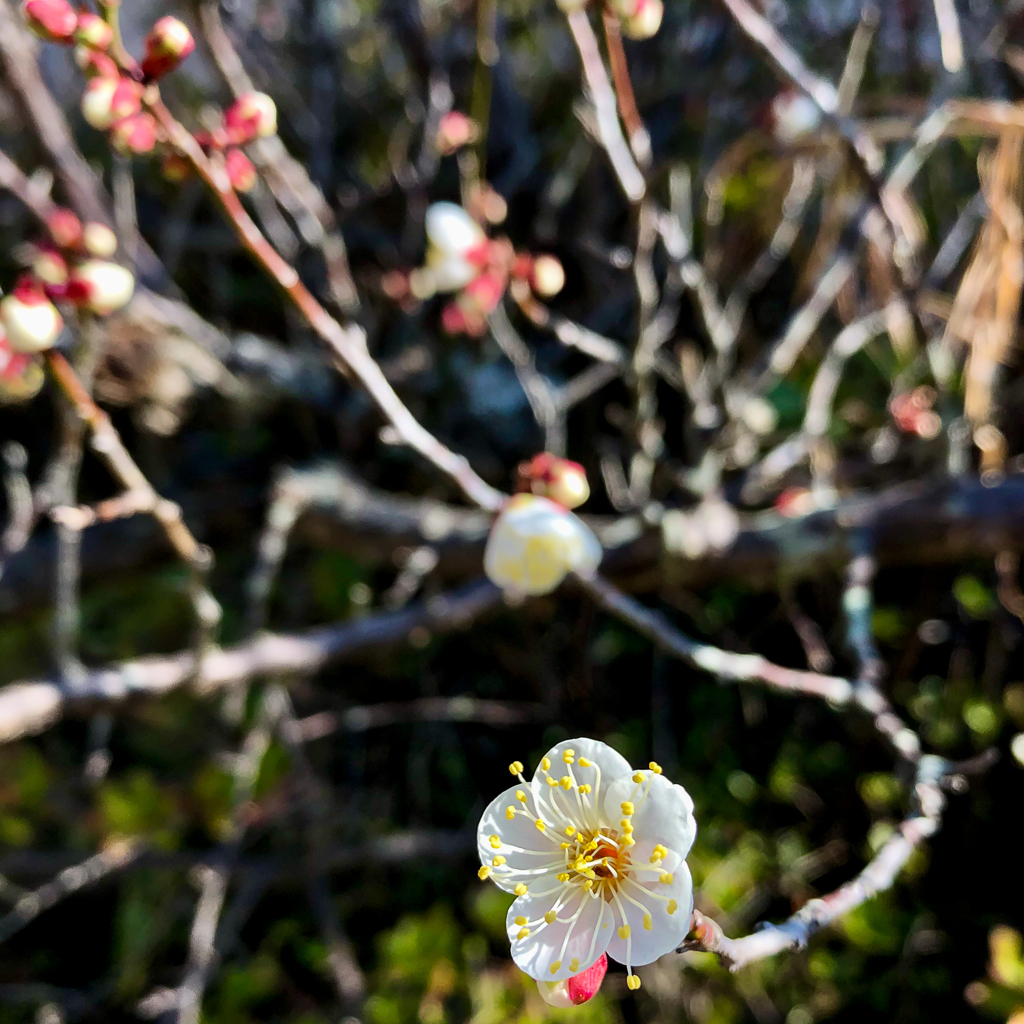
81, 77, 142, 130
75, 11, 113, 50
0, 277, 64, 353
224, 92, 278, 144
21, 0, 77, 43
110, 112, 158, 154
141, 17, 195, 80
68, 260, 135, 315
82, 223, 118, 258
225, 148, 257, 193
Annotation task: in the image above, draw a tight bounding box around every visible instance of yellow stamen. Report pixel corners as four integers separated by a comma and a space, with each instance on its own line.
563, 749, 575, 763
550, 961, 561, 974
515, 916, 527, 926
649, 762, 662, 774
620, 820, 633, 834
561, 842, 571, 850
492, 856, 506, 866
627, 974, 641, 991
569, 958, 580, 972
544, 910, 557, 924
620, 801, 634, 816
643, 913, 652, 930
578, 784, 592, 795
667, 899, 677, 914
620, 835, 635, 847
578, 757, 592, 767
516, 790, 527, 802
565, 825, 576, 836
509, 761, 524, 775
617, 925, 631, 939
632, 772, 644, 784
659, 872, 674, 884
535, 819, 547, 832
514, 883, 528, 896
584, 879, 594, 890
546, 776, 558, 787
559, 776, 572, 790
505, 807, 516, 820
489, 835, 501, 849
541, 757, 551, 771
478, 866, 491, 880
557, 873, 570, 881
517, 927, 531, 940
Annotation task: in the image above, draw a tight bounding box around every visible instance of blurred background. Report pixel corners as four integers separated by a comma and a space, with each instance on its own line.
3, 0, 1024, 1022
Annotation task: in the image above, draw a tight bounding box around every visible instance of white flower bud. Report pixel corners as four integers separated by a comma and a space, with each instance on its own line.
484, 494, 602, 597
770, 91, 823, 144
622, 0, 662, 39
425, 248, 478, 293
0, 282, 63, 353
71, 260, 135, 315
425, 202, 486, 260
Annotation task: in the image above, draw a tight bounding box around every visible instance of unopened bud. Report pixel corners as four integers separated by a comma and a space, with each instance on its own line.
22, 0, 76, 42
75, 11, 113, 49
46, 208, 83, 250
537, 954, 608, 1007
110, 112, 157, 154
75, 45, 119, 79
141, 16, 195, 80
33, 248, 69, 287
518, 452, 590, 509
68, 260, 135, 315
621, 0, 662, 39
81, 76, 142, 130
0, 277, 64, 353
0, 332, 45, 403
425, 202, 486, 260
436, 111, 478, 155
82, 222, 118, 258
530, 255, 565, 297
462, 271, 505, 315
225, 148, 257, 192
224, 92, 277, 144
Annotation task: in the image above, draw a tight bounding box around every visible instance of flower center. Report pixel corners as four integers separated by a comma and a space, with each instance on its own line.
566, 828, 632, 900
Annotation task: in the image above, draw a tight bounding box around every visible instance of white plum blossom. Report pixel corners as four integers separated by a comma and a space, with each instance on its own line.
477, 738, 696, 991
422, 202, 487, 294
483, 494, 602, 597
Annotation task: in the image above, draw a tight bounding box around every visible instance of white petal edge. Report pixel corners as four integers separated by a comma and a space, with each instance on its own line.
604, 861, 694, 967
530, 738, 633, 829
603, 770, 696, 867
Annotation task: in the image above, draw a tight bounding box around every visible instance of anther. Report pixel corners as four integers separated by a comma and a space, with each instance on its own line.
584, 879, 594, 890
578, 784, 592, 795
620, 835, 635, 847
492, 856, 506, 866
649, 762, 663, 774
546, 776, 558, 787
578, 757, 592, 767
544, 910, 557, 924
621, 801, 634, 816
535, 820, 547, 832
515, 916, 527, 926
489, 835, 501, 849
565, 825, 576, 836
620, 820, 633, 833
550, 961, 561, 974
562, 749, 575, 763
514, 883, 528, 896
517, 927, 531, 940
659, 872, 673, 884
561, 842, 571, 850
557, 873, 570, 881
478, 866, 491, 880
559, 776, 572, 790
509, 761, 524, 775
627, 975, 642, 991
632, 772, 644, 784
643, 913, 652, 930
516, 790, 527, 803
506, 807, 516, 820
570, 958, 580, 972
617, 925, 630, 939
541, 757, 551, 771
667, 899, 678, 914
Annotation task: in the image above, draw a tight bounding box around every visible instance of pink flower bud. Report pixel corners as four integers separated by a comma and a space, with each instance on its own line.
33, 248, 69, 287
225, 148, 257, 193
537, 954, 608, 1007
224, 92, 277, 144
517, 452, 590, 509
462, 270, 505, 315
68, 260, 135, 315
46, 208, 83, 250
436, 111, 478, 155
75, 11, 113, 50
75, 45, 119, 79
0, 330, 45, 403
0, 277, 64, 353
141, 16, 195, 80
530, 255, 565, 297
81, 76, 142, 130
21, 0, 77, 42
110, 112, 157, 154
621, 0, 662, 39
82, 222, 118, 258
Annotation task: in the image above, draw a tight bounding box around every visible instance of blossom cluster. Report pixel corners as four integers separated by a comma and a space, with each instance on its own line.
24, 2, 274, 195
0, 208, 135, 398
556, 0, 663, 40
477, 739, 696, 999
484, 455, 602, 597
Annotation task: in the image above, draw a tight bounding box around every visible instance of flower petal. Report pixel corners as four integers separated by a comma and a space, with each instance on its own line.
604, 862, 694, 967
507, 886, 613, 981
603, 770, 696, 867
477, 783, 564, 892
530, 738, 632, 829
